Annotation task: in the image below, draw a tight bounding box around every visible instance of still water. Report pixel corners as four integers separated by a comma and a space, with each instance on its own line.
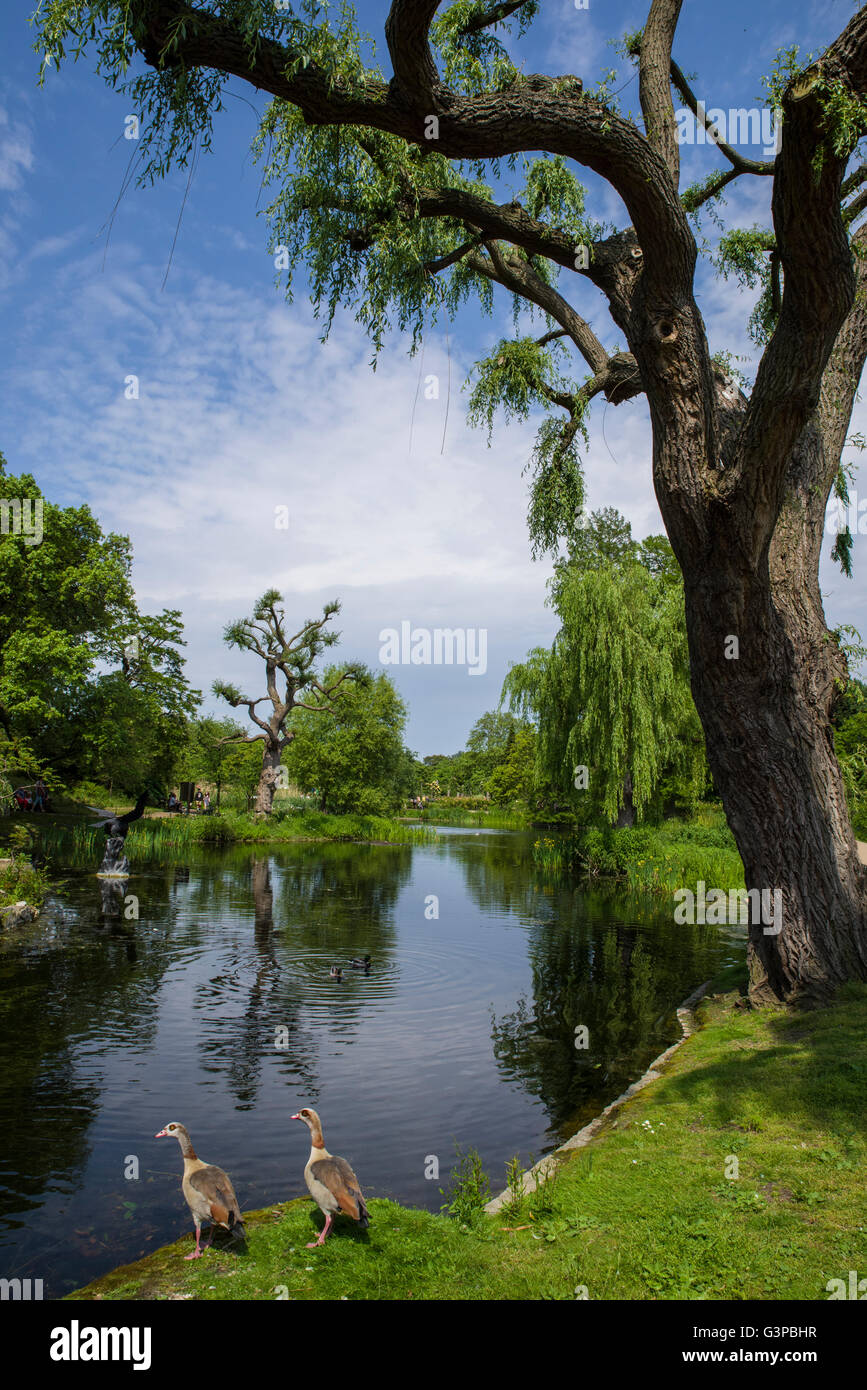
0, 828, 744, 1296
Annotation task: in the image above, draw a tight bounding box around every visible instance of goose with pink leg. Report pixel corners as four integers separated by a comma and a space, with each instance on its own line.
155, 1122, 246, 1260
291, 1107, 370, 1247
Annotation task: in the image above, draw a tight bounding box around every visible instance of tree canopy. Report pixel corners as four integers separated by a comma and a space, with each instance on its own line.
283, 662, 414, 814
0, 457, 199, 793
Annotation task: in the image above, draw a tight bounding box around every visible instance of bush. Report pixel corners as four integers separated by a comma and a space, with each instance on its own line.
352, 786, 393, 817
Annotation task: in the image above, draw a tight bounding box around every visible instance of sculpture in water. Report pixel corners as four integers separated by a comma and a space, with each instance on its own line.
96, 793, 147, 878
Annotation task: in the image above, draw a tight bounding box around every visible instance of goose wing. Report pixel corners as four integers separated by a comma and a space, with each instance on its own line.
309, 1156, 367, 1221
189, 1164, 242, 1227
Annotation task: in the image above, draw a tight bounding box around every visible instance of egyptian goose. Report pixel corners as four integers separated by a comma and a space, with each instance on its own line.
329, 965, 343, 980
291, 1107, 370, 1247
349, 955, 371, 970
155, 1122, 245, 1259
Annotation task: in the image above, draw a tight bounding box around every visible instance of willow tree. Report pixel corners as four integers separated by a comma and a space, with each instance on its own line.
213, 590, 362, 815
34, 0, 867, 1002
503, 524, 707, 827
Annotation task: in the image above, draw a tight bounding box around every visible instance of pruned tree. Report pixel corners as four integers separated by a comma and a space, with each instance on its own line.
34, 0, 867, 1002
213, 590, 363, 815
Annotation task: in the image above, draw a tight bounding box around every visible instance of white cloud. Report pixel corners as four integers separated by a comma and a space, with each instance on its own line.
0, 104, 34, 191
5, 249, 567, 750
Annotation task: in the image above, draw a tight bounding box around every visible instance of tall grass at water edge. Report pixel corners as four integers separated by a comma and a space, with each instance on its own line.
533, 805, 745, 895
33, 810, 435, 866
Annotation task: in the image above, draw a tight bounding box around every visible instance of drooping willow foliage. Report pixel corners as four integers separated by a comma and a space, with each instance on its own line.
502, 515, 708, 823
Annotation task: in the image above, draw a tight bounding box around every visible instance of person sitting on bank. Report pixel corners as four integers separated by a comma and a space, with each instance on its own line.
167, 791, 179, 811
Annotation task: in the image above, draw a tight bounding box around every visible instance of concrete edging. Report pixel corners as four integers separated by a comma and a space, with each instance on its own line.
484, 978, 712, 1213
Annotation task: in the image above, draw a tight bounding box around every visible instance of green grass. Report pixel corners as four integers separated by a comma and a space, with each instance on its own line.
32, 810, 434, 866
410, 808, 530, 829
534, 805, 745, 895
68, 968, 867, 1301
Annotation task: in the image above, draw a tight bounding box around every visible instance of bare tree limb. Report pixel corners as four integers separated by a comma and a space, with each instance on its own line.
639, 0, 684, 184
458, 1, 531, 36
385, 0, 442, 103
475, 240, 610, 373
669, 58, 776, 178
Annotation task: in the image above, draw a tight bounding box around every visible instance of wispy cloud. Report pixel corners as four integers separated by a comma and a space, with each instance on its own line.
0, 104, 34, 191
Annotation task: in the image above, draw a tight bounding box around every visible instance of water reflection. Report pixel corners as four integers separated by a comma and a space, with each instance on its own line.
0, 829, 742, 1295
490, 883, 734, 1140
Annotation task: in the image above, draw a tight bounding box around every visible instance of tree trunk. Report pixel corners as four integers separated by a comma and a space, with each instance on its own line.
683, 557, 867, 1004
254, 743, 282, 817
614, 773, 636, 829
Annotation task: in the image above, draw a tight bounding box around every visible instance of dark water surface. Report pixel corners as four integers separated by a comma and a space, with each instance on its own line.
0, 828, 744, 1296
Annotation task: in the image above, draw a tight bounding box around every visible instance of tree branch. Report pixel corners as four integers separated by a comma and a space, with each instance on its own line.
728, 6, 867, 555
844, 186, 867, 227
459, 1, 531, 36
669, 58, 776, 178
125, 0, 694, 296
639, 0, 684, 184
842, 162, 867, 200
385, 0, 441, 104
475, 240, 609, 373
424, 232, 488, 274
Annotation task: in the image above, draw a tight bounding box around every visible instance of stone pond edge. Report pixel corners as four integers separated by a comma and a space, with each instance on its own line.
484, 977, 712, 1213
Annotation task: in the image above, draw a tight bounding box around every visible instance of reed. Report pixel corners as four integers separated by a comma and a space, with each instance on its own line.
34, 810, 434, 863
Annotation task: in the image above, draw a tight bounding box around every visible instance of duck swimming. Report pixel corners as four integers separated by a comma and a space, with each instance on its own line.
349, 955, 371, 970
329, 965, 343, 981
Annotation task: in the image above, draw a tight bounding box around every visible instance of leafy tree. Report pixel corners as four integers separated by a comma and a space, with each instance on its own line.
283, 664, 412, 814
213, 591, 363, 815
37, 1, 867, 1000
79, 609, 201, 795
504, 521, 707, 825
565, 507, 638, 574
178, 715, 254, 807
0, 461, 196, 792
0, 463, 130, 758
467, 709, 524, 754
486, 725, 536, 805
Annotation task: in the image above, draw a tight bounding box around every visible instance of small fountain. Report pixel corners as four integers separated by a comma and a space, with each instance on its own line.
96, 793, 147, 879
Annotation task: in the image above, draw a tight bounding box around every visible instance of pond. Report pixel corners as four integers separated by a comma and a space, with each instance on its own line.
0, 827, 745, 1296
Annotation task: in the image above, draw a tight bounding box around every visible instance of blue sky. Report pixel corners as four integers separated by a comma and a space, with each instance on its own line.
1, 0, 865, 757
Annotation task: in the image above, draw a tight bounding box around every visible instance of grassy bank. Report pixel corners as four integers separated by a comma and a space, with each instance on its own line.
68, 967, 867, 1301
410, 808, 530, 830
0, 853, 48, 911
32, 810, 435, 865
534, 804, 745, 895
